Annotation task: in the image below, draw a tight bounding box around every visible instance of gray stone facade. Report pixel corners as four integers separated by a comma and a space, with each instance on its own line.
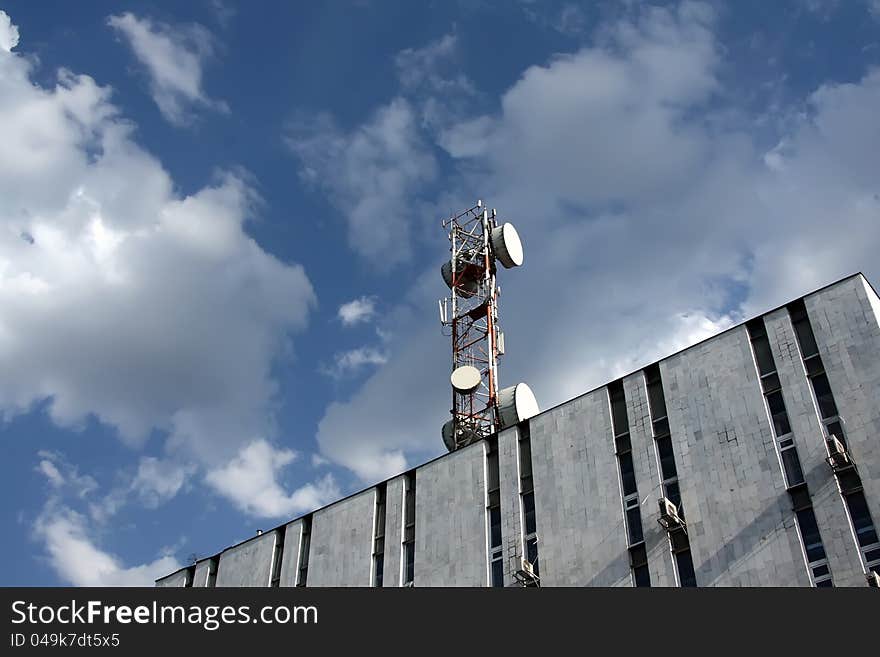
157, 274, 880, 588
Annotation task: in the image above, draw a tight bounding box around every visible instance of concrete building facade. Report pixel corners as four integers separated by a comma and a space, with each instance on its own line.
157, 274, 880, 587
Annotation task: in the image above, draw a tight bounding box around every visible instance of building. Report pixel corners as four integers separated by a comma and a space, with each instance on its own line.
157, 273, 880, 587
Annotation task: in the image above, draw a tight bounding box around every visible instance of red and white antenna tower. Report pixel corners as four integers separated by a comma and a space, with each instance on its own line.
439, 200, 539, 451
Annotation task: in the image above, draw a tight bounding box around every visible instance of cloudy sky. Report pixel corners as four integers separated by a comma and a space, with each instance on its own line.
1, 0, 879, 585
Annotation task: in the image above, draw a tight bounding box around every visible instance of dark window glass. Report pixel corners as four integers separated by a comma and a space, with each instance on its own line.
838, 470, 862, 495
752, 334, 776, 376
790, 486, 812, 511
629, 542, 648, 586
626, 506, 644, 545
812, 564, 829, 577
487, 449, 500, 492
652, 417, 670, 438
609, 382, 629, 436
864, 547, 880, 563
746, 318, 766, 340
405, 493, 415, 526
207, 558, 218, 588
657, 436, 678, 480
523, 492, 537, 535
491, 560, 504, 588
526, 537, 539, 576
789, 301, 819, 358
519, 439, 533, 480
629, 543, 647, 567
633, 564, 651, 587
670, 528, 690, 553
816, 579, 833, 588
644, 365, 667, 419
647, 382, 667, 420
675, 550, 697, 587
781, 448, 805, 487
796, 507, 827, 562
489, 506, 502, 548
404, 542, 415, 585
619, 452, 637, 497
805, 354, 825, 377
766, 390, 792, 437
844, 492, 879, 547
615, 433, 631, 455
374, 556, 384, 587
761, 372, 781, 394
811, 373, 838, 419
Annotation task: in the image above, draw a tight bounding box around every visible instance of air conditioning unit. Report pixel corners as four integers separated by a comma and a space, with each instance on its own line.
826, 435, 851, 470
658, 497, 683, 530
867, 571, 880, 588
513, 558, 540, 586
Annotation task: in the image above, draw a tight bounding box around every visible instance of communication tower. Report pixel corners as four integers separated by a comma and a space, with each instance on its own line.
439, 200, 539, 451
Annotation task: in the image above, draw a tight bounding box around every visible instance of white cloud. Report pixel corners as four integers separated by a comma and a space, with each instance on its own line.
286, 99, 436, 269
37, 459, 64, 488
337, 296, 377, 326
34, 504, 179, 586
132, 457, 196, 509
107, 12, 227, 126
0, 10, 19, 52
0, 13, 316, 471
35, 450, 98, 498
322, 346, 388, 379
312, 1, 880, 483
205, 439, 341, 518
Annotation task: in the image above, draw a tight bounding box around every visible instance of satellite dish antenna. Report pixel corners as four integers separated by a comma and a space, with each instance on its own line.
497, 382, 540, 429
441, 257, 480, 297
451, 365, 481, 394
490, 223, 524, 268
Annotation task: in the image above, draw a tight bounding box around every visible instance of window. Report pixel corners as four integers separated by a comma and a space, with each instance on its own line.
629, 543, 650, 587
779, 439, 805, 487
372, 483, 386, 587
184, 564, 196, 588
675, 549, 697, 587
645, 366, 695, 587
810, 373, 838, 420
206, 557, 218, 588
487, 438, 503, 587
796, 507, 827, 563
765, 390, 792, 437
644, 364, 667, 422
270, 528, 285, 587
522, 491, 537, 537
625, 501, 644, 545
747, 319, 776, 376
296, 515, 312, 587
788, 300, 819, 358
656, 435, 677, 481
519, 422, 539, 577
609, 384, 629, 437
609, 380, 650, 586
403, 472, 416, 586
619, 452, 637, 498
844, 492, 879, 548
794, 506, 833, 586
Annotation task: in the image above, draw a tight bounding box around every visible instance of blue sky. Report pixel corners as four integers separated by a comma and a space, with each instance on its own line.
0, 0, 878, 585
